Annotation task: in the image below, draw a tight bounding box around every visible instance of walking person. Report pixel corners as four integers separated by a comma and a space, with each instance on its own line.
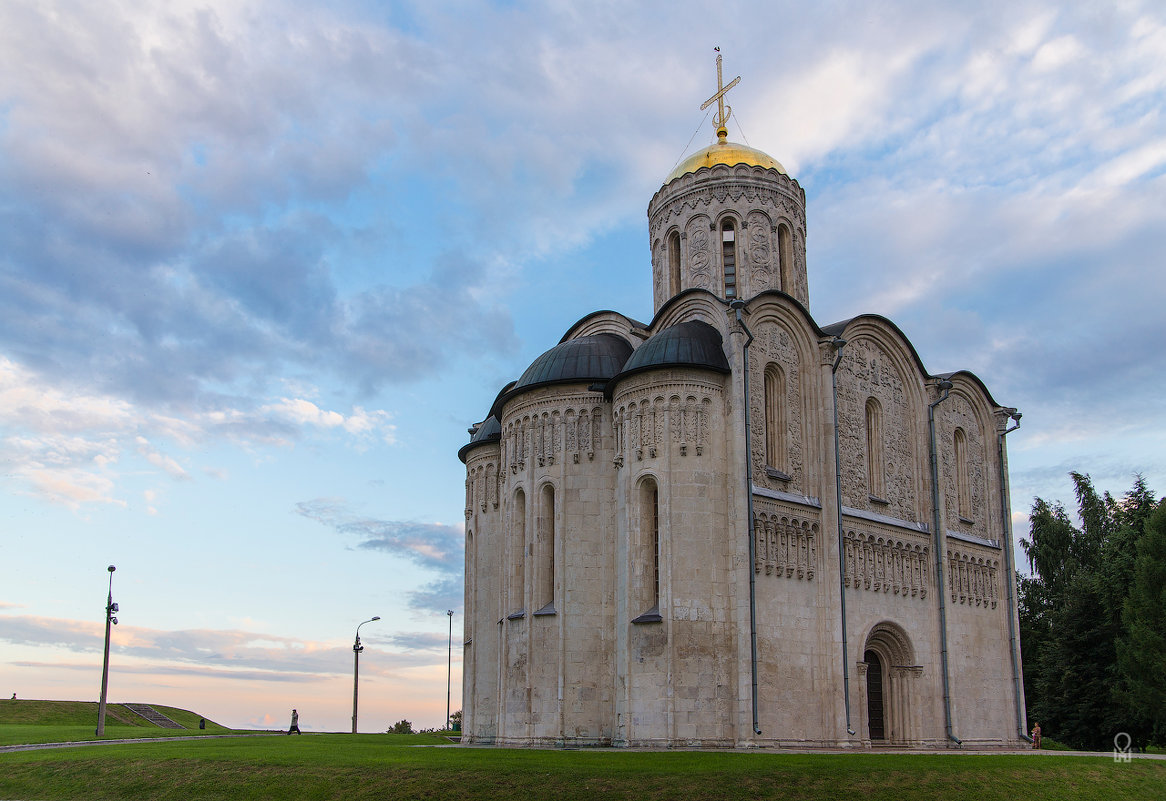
288, 708, 302, 735
1031, 721, 1041, 749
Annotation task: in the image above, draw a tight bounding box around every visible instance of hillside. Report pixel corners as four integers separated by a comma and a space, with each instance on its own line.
0, 699, 226, 730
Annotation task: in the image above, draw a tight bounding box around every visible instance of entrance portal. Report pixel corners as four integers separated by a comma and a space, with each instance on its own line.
862, 622, 916, 745
864, 649, 885, 740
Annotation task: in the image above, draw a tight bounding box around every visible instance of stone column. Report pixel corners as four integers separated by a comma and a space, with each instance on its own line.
855, 661, 870, 747
907, 666, 924, 746
890, 667, 908, 744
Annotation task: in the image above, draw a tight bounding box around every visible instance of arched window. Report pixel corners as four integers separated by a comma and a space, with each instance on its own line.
511, 489, 526, 614
536, 484, 555, 613
866, 398, 886, 501
668, 231, 682, 297
954, 428, 971, 521
764, 364, 787, 472
635, 477, 661, 618
721, 219, 737, 299
778, 223, 794, 294
465, 530, 475, 640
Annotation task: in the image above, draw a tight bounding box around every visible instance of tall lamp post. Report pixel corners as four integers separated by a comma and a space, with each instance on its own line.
351, 616, 380, 734
446, 609, 454, 731
96, 565, 119, 736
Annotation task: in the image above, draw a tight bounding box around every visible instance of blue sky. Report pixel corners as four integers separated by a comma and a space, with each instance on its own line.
2, 0, 1164, 732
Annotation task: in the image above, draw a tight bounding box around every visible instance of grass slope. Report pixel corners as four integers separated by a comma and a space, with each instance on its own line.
0, 699, 226, 729
1, 735, 1163, 801
0, 699, 238, 745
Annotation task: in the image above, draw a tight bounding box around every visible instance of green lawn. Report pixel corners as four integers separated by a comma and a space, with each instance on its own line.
0, 699, 247, 745
0, 724, 273, 746
1, 734, 1163, 801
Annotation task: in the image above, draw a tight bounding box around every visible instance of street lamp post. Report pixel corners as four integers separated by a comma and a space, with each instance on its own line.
96, 565, 119, 737
351, 616, 380, 734
446, 609, 454, 731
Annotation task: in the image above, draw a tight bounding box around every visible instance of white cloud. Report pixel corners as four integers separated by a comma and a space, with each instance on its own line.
1031, 34, 1085, 72
0, 358, 396, 507
0, 613, 444, 677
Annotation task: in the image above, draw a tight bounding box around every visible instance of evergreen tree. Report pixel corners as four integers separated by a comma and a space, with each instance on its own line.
1116, 501, 1166, 746
1018, 473, 1164, 749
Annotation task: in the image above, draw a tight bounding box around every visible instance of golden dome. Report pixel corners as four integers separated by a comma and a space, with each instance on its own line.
664, 133, 786, 185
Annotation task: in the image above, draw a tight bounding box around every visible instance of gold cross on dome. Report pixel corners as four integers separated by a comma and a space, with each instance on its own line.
700, 48, 740, 140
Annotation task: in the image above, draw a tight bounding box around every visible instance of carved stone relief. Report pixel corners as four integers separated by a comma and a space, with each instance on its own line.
753, 504, 818, 580
749, 322, 805, 493
464, 454, 501, 519
948, 549, 999, 608
940, 395, 987, 530
746, 211, 773, 290
647, 168, 810, 310
503, 397, 604, 475
612, 377, 720, 466
837, 338, 919, 522
844, 528, 930, 599
687, 220, 713, 290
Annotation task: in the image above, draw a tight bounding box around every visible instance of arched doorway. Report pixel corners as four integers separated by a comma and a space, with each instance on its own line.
864, 649, 885, 741
861, 622, 918, 745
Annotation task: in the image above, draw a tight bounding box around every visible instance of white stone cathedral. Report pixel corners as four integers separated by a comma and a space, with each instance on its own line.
458, 67, 1028, 749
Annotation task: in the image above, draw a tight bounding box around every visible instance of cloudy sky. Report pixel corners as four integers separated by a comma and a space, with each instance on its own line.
2, 0, 1164, 732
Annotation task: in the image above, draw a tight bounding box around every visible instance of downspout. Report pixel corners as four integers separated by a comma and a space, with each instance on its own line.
928, 378, 961, 746
830, 336, 857, 736
997, 409, 1032, 743
730, 299, 762, 737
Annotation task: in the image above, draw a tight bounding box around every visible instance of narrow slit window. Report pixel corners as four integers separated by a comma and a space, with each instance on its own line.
778, 223, 794, 294
721, 220, 737, 299
764, 364, 787, 472
537, 484, 555, 611
668, 231, 682, 296
511, 489, 526, 613
866, 398, 886, 500
954, 428, 971, 521
637, 478, 661, 613
465, 530, 475, 640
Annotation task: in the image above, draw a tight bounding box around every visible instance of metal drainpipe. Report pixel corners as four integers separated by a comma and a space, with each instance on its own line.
830, 337, 857, 736
730, 299, 762, 737
997, 410, 1032, 743
928, 379, 961, 746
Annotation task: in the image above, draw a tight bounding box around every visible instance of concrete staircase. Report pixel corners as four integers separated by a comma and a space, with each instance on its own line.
125, 703, 184, 729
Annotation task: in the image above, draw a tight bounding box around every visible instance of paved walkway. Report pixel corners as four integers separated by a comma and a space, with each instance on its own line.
0, 732, 285, 754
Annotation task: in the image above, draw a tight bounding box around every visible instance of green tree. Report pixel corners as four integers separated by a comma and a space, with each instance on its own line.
1018, 473, 1163, 749
1116, 501, 1166, 745
387, 719, 414, 734
1029, 568, 1122, 750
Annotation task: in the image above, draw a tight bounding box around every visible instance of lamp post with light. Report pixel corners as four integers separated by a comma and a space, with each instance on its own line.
351, 616, 380, 734
446, 609, 454, 731
96, 565, 119, 737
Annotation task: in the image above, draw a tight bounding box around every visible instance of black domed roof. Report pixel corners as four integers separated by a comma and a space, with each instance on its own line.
458, 414, 501, 463
611, 321, 730, 386
513, 333, 633, 392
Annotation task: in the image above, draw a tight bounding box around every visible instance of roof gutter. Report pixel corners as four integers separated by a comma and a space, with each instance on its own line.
997, 409, 1032, 743
928, 378, 961, 747
730, 299, 763, 737
829, 336, 857, 737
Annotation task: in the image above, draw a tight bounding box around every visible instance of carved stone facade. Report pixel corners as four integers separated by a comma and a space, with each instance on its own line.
648, 163, 810, 310
459, 132, 1025, 750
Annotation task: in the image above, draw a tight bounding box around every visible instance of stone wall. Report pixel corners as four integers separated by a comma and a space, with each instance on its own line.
647, 164, 809, 311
